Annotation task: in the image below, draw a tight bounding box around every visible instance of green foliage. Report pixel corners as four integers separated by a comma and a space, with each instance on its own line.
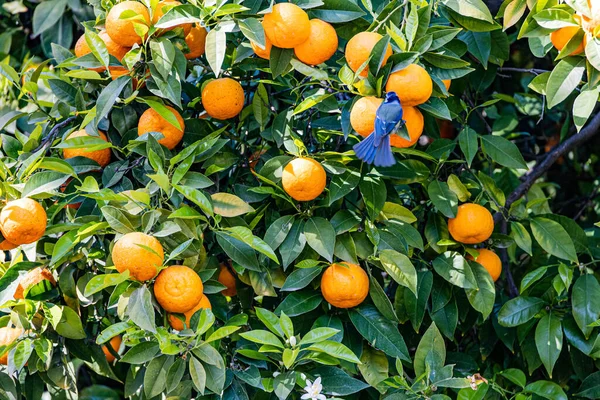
1, 0, 600, 399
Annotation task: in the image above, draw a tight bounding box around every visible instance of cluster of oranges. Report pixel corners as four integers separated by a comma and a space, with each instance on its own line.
250, 3, 338, 66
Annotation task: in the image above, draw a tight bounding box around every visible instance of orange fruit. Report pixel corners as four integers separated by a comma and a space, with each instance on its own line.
350, 96, 381, 136
201, 78, 245, 120
321, 262, 369, 308
294, 19, 338, 66
389, 106, 424, 148
0, 327, 23, 365
442, 79, 451, 91
550, 26, 585, 55
138, 105, 185, 150
0, 198, 47, 245
0, 239, 17, 251
281, 157, 327, 201
63, 130, 112, 167
102, 335, 122, 363
184, 24, 208, 60
106, 1, 151, 47
385, 64, 432, 106
112, 232, 164, 281
263, 3, 310, 48
218, 264, 237, 297
448, 203, 494, 244
13, 268, 56, 299
345, 32, 393, 77
168, 294, 211, 330
152, 0, 192, 35
468, 249, 502, 282
154, 265, 204, 313
74, 31, 130, 72
251, 35, 272, 59
110, 68, 146, 90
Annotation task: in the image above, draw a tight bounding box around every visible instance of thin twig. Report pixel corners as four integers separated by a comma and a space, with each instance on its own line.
500, 220, 519, 298
33, 116, 77, 152
499, 67, 550, 76
493, 111, 600, 224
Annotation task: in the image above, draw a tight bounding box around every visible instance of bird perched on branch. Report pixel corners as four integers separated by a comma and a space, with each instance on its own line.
353, 91, 403, 167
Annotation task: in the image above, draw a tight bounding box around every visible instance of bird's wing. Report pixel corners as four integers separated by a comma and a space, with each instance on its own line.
373, 102, 403, 146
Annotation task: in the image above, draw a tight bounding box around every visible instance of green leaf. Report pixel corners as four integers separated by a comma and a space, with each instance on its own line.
524, 380, 567, 400
441, 0, 494, 23
239, 330, 284, 348
211, 193, 254, 217
275, 291, 322, 317
546, 57, 586, 108
465, 262, 496, 319
535, 313, 563, 378
281, 266, 322, 292
510, 221, 532, 256
270, 47, 293, 79
498, 368, 526, 388
427, 180, 458, 218
120, 341, 160, 364
300, 328, 340, 345
414, 322, 445, 378
307, 340, 361, 363
573, 88, 599, 132
127, 285, 156, 333
84, 272, 130, 297
96, 76, 131, 124
327, 168, 360, 206
379, 249, 417, 296
215, 231, 259, 271
22, 171, 70, 198
575, 371, 600, 399
310, 366, 369, 395
32, 0, 68, 37
357, 347, 389, 392
432, 252, 477, 289
144, 355, 172, 398
205, 28, 226, 75
359, 176, 386, 220
279, 219, 306, 269
480, 135, 527, 169
498, 296, 545, 327
348, 304, 410, 362
530, 217, 578, 262
189, 357, 207, 394
304, 217, 336, 262
311, 0, 365, 22
458, 127, 478, 166
572, 274, 600, 339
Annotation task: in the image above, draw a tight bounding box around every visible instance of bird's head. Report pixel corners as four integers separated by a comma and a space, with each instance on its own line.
385, 91, 400, 104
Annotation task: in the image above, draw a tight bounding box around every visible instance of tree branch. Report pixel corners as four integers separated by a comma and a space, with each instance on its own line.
33, 116, 77, 152
494, 111, 600, 224
498, 67, 550, 76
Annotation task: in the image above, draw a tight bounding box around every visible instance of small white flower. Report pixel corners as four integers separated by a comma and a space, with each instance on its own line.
301, 377, 326, 400
289, 336, 297, 346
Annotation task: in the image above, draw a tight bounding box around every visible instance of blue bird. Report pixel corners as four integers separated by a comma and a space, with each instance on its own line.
353, 91, 404, 167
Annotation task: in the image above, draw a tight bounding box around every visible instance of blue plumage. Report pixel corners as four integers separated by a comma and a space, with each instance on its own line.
353, 91, 404, 167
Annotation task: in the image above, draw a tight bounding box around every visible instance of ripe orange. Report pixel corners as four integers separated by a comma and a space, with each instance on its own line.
350, 96, 382, 136
201, 78, 245, 120
14, 268, 56, 299
0, 198, 47, 245
112, 232, 164, 281
294, 19, 338, 66
0, 239, 17, 251
442, 79, 451, 91
448, 203, 494, 244
218, 264, 237, 297
184, 24, 208, 60
154, 265, 204, 313
168, 294, 211, 330
389, 106, 424, 148
321, 262, 369, 308
251, 35, 272, 59
281, 157, 327, 201
345, 32, 393, 77
550, 26, 585, 55
74, 31, 130, 72
385, 64, 432, 106
0, 327, 23, 365
152, 0, 192, 35
102, 336, 122, 363
468, 249, 502, 282
63, 130, 112, 167
263, 3, 310, 48
138, 105, 185, 150
106, 1, 151, 47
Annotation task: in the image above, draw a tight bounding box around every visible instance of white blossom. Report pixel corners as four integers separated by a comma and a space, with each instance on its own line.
301, 377, 326, 400
289, 336, 297, 346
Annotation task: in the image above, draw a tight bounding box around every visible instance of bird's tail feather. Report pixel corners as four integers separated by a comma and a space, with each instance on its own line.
374, 135, 395, 167
353, 132, 377, 164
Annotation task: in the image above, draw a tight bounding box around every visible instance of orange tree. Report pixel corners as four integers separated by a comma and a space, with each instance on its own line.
2, 0, 600, 398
